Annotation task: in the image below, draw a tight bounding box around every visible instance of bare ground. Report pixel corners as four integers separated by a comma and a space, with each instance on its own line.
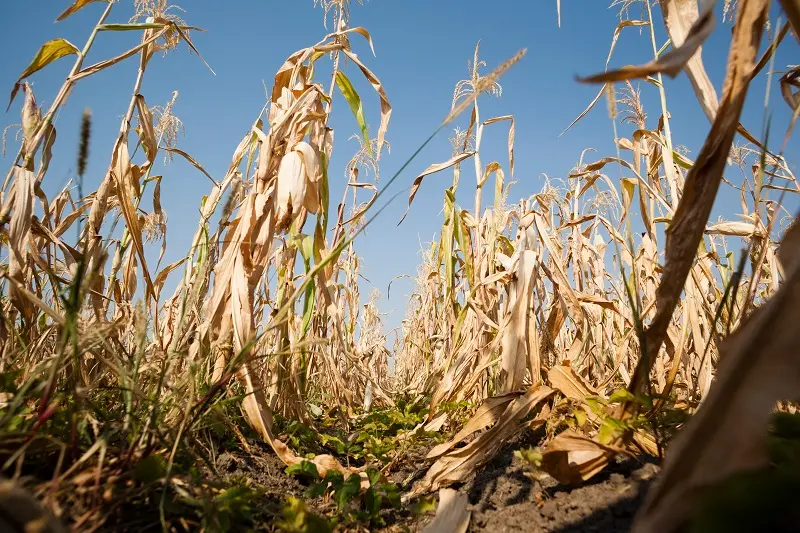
462, 449, 658, 532
39, 425, 797, 533
210, 432, 661, 532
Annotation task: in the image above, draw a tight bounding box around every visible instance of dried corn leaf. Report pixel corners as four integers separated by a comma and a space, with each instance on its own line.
70, 26, 168, 82
560, 84, 606, 137
426, 392, 523, 460
110, 141, 156, 301
3, 275, 65, 326
662, 0, 765, 149
483, 115, 515, 177
422, 488, 471, 533
399, 152, 475, 224
407, 385, 555, 498
163, 148, 217, 185
500, 250, 538, 392
154, 258, 186, 301
135, 94, 157, 163
780, 66, 800, 112
632, 218, 800, 532
56, 0, 107, 22
539, 428, 624, 486
607, 21, 649, 70
547, 363, 598, 400
662, 0, 720, 120
579, 0, 715, 83
629, 0, 770, 402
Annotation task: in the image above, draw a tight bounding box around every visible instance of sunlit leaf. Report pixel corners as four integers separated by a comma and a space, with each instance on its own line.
335, 71, 370, 153
56, 0, 108, 22
9, 39, 80, 109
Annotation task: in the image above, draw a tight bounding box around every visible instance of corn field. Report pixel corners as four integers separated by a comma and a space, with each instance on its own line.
1, 0, 800, 532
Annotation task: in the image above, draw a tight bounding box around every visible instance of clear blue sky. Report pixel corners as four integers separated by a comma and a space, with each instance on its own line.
2, 1, 798, 339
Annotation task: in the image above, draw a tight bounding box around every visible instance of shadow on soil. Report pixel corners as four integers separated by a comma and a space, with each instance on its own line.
464, 436, 660, 533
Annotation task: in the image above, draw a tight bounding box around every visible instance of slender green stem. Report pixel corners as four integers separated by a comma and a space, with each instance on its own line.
646, 0, 679, 212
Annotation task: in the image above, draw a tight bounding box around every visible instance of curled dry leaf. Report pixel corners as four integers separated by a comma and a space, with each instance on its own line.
483, 115, 515, 177
632, 217, 800, 533
661, 0, 720, 121
134, 94, 157, 163
109, 141, 156, 301
780, 66, 800, 112
538, 363, 658, 485
546, 362, 598, 401
398, 152, 475, 225
153, 258, 186, 301
20, 83, 42, 163
164, 147, 219, 187
56, 0, 107, 22
539, 428, 625, 486
560, 84, 606, 137
579, 0, 716, 84
426, 392, 524, 460
7, 167, 36, 322
607, 20, 650, 71
499, 250, 539, 391
407, 385, 555, 499
705, 220, 766, 237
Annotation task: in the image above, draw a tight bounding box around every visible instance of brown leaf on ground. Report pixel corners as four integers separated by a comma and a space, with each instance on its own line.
422, 488, 471, 533
426, 392, 523, 460
407, 385, 555, 499
539, 428, 626, 486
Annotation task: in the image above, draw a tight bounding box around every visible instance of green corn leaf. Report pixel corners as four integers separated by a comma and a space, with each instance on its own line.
335, 71, 370, 155
97, 23, 167, 31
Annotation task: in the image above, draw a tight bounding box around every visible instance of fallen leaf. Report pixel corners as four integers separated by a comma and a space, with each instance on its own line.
422, 489, 471, 533
539, 428, 625, 486
407, 385, 555, 498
